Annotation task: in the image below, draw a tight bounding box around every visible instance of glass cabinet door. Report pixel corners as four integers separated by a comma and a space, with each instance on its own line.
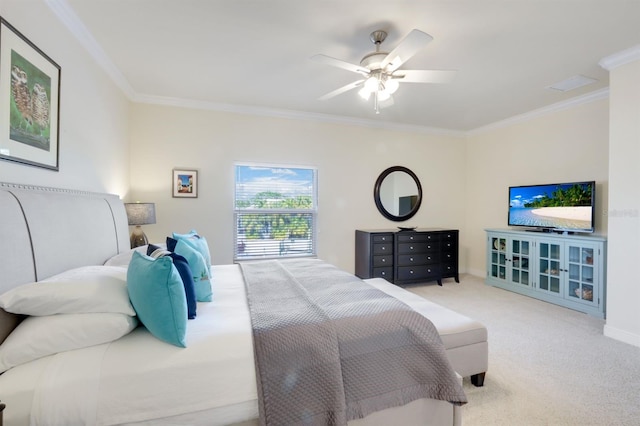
538, 242, 561, 296
489, 236, 507, 281
566, 244, 597, 306
511, 238, 530, 286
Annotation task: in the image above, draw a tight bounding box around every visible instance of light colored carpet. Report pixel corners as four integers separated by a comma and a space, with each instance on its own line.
407, 274, 640, 426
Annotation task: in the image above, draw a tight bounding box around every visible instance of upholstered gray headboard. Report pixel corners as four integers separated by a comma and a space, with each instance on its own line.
0, 182, 130, 290
0, 182, 130, 341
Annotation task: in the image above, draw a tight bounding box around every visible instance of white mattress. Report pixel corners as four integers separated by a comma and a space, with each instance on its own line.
0, 264, 259, 426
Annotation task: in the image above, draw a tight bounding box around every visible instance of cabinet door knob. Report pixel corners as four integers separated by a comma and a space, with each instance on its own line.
410, 257, 414, 262
410, 246, 414, 250
410, 270, 414, 274
381, 258, 386, 263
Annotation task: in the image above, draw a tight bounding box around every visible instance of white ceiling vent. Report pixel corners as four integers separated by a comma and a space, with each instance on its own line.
547, 75, 598, 92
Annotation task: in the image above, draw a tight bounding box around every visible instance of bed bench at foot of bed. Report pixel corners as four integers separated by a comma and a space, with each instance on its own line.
364, 278, 488, 387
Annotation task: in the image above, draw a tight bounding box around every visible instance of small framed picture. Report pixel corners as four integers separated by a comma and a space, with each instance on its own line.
173, 169, 198, 198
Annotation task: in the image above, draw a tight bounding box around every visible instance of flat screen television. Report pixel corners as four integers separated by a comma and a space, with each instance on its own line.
508, 181, 595, 233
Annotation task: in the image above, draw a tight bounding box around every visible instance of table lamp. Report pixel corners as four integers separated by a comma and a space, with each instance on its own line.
124, 202, 156, 248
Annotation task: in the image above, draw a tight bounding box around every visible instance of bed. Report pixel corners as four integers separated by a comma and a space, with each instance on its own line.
0, 182, 466, 425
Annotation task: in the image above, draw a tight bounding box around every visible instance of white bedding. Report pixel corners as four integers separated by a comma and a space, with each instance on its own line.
0, 263, 462, 426
0, 265, 259, 426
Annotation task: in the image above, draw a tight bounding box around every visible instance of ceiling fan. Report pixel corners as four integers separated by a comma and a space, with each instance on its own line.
311, 29, 456, 114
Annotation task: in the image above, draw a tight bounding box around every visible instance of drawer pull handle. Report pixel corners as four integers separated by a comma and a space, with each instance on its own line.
410, 257, 414, 261
382, 247, 385, 251
410, 270, 414, 274
381, 271, 386, 276
427, 256, 431, 260
410, 246, 414, 250
381, 258, 386, 262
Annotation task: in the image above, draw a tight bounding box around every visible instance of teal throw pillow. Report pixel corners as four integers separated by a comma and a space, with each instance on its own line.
167, 237, 213, 302
172, 230, 212, 276
126, 251, 187, 347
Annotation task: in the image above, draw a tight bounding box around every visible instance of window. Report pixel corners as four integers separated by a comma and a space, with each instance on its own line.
234, 164, 317, 260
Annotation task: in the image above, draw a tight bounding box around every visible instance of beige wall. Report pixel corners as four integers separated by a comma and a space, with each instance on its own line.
604, 58, 640, 347
464, 99, 610, 276
6, 0, 638, 349
0, 1, 130, 196
129, 103, 467, 273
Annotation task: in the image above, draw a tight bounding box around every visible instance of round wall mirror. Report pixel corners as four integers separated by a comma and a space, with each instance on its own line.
374, 166, 422, 222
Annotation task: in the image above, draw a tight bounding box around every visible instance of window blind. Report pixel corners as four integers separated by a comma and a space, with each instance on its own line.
234, 164, 317, 260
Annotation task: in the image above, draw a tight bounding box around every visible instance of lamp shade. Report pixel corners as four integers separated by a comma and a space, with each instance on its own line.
124, 203, 156, 226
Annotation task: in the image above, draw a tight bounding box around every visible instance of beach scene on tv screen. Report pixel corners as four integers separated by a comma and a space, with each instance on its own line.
509, 183, 593, 230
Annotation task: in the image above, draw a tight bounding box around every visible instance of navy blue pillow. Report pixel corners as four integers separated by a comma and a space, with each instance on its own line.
147, 245, 197, 319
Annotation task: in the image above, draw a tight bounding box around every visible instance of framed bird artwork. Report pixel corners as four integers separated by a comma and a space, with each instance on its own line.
0, 17, 60, 171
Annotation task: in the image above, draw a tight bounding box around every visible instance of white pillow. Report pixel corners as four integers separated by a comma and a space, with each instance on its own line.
0, 312, 138, 373
0, 265, 135, 316
104, 245, 164, 267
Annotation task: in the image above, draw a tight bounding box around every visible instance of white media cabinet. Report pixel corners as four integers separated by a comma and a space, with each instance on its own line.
485, 228, 606, 318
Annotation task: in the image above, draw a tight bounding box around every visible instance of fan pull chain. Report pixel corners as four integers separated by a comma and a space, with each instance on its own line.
374, 90, 380, 114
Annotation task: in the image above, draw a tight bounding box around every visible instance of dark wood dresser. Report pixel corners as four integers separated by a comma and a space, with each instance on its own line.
355, 229, 459, 285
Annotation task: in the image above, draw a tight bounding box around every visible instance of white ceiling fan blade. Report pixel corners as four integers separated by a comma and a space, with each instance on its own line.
381, 29, 433, 72
318, 80, 364, 101
393, 69, 457, 84
311, 54, 370, 75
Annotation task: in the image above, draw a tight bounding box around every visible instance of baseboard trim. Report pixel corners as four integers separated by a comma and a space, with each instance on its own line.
604, 324, 640, 348
466, 268, 486, 278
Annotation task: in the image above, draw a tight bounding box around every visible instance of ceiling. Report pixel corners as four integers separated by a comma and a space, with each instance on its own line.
58, 0, 640, 132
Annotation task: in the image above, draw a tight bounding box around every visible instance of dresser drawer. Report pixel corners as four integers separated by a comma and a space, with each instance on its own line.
396, 233, 439, 243
396, 241, 437, 255
439, 231, 457, 241
372, 267, 393, 280
372, 255, 393, 267
441, 239, 456, 251
396, 265, 440, 281
397, 253, 439, 266
441, 251, 456, 263
441, 262, 457, 277
372, 234, 393, 243
372, 243, 393, 255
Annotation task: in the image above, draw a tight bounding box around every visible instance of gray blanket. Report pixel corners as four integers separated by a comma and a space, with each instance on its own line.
240, 258, 467, 426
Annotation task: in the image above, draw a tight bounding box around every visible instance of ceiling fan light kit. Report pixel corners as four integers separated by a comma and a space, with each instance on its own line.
312, 28, 457, 114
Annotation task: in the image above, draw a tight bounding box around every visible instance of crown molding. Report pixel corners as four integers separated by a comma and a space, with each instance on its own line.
47, 0, 609, 139
599, 44, 640, 71
45, 0, 136, 99
467, 88, 609, 136
133, 93, 466, 137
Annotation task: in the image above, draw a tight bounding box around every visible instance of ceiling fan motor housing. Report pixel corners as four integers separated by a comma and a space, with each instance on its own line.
360, 52, 389, 70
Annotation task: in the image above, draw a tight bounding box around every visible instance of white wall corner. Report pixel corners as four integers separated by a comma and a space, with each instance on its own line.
599, 44, 640, 71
